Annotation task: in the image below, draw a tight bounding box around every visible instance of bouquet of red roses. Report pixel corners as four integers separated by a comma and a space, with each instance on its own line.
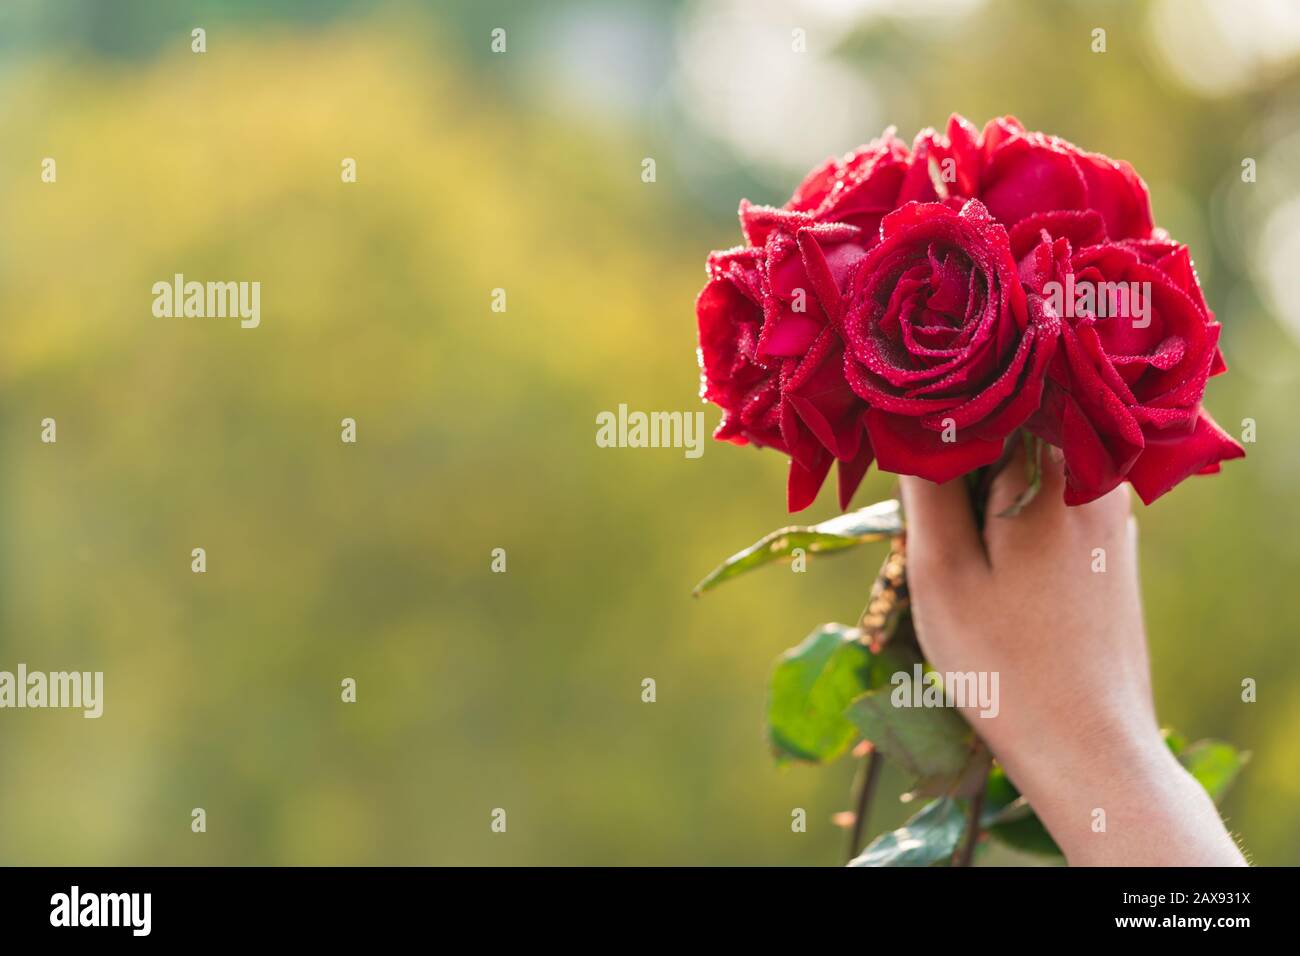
698, 113, 1242, 512
693, 116, 1246, 866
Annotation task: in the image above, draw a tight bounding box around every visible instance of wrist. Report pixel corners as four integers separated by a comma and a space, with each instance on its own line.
996, 711, 1167, 806
1007, 726, 1244, 866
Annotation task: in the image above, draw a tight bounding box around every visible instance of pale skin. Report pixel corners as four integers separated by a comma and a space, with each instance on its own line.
899, 447, 1246, 866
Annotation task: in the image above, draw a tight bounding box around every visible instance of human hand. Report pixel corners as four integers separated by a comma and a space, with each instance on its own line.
900, 449, 1245, 866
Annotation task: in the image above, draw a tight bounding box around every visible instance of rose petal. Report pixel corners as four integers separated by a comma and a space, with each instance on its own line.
980, 134, 1088, 228
836, 430, 874, 510
1060, 398, 1127, 505
739, 200, 812, 247
864, 407, 1004, 483
1009, 209, 1106, 260
785, 332, 865, 462
1126, 411, 1245, 505
1076, 152, 1154, 241
787, 446, 834, 511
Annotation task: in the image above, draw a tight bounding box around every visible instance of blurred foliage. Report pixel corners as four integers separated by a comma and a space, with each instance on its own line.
0, 0, 1296, 865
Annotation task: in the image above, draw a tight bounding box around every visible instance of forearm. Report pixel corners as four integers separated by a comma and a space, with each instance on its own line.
1005, 731, 1246, 867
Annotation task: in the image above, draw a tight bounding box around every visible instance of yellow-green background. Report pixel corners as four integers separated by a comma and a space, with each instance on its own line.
1, 0, 1297, 865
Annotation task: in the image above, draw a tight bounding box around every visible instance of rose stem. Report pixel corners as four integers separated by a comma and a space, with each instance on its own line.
846, 749, 884, 864
953, 766, 990, 867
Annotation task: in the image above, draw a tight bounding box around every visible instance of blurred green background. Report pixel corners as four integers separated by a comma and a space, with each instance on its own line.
1, 0, 1297, 865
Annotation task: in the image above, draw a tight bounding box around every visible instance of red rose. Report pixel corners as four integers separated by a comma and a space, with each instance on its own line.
697, 246, 782, 451
1015, 211, 1243, 504
697, 220, 875, 511
908, 115, 1155, 241
783, 129, 913, 234
695, 137, 930, 512
840, 199, 1059, 482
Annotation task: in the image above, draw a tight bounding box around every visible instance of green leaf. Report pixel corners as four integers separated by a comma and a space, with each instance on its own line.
981, 764, 1021, 817
1164, 730, 1248, 803
981, 765, 1064, 858
844, 682, 974, 782
848, 797, 965, 867
1177, 739, 1249, 804
986, 811, 1062, 858
1162, 728, 1189, 755
767, 624, 875, 764
910, 744, 991, 801
692, 500, 903, 596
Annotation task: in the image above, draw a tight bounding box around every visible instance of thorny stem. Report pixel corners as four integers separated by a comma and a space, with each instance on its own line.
848, 470, 1004, 867
846, 749, 884, 864
846, 541, 907, 864
954, 765, 990, 867
858, 537, 908, 652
